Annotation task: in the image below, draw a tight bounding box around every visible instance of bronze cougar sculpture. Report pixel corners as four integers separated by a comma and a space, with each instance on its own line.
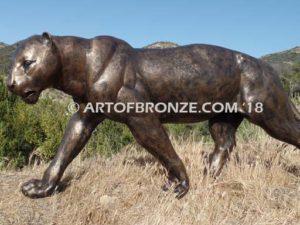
7, 32, 300, 199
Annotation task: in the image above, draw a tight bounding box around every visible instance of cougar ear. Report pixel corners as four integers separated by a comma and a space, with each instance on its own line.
42, 32, 52, 47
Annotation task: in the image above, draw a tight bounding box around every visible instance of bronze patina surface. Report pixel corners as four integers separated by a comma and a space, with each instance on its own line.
7, 33, 300, 199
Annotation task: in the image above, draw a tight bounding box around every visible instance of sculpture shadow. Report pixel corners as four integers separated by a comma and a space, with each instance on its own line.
55, 169, 86, 193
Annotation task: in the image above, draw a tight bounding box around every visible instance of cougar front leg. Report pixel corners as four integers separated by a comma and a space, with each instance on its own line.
21, 108, 104, 198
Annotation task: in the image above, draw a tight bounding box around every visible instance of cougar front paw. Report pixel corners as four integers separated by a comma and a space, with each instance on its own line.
174, 180, 189, 199
21, 179, 55, 198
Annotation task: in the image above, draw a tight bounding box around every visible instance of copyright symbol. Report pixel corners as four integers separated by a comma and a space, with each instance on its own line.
66, 102, 80, 115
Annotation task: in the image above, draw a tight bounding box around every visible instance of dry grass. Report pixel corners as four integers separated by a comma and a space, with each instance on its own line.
1, 127, 300, 225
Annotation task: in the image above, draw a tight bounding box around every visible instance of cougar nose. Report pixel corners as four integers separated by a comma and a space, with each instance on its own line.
7, 79, 16, 91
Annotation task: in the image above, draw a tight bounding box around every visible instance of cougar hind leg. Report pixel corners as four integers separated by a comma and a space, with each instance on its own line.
205, 113, 244, 177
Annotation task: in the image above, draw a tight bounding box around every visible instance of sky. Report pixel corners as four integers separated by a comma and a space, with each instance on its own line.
0, 0, 299, 57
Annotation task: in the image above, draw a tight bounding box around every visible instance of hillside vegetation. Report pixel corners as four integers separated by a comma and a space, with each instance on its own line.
261, 47, 300, 75
0, 44, 15, 74
261, 47, 300, 95
0, 42, 8, 49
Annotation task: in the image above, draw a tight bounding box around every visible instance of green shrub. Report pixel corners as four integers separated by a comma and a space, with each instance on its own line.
236, 120, 262, 142
0, 76, 70, 168
281, 62, 300, 94
84, 120, 134, 158
165, 122, 210, 142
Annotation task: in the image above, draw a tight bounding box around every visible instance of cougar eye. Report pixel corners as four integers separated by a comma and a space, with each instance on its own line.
23, 60, 35, 70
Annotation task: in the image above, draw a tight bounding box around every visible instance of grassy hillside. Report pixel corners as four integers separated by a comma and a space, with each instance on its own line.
261, 46, 300, 75
261, 47, 300, 95
0, 42, 8, 49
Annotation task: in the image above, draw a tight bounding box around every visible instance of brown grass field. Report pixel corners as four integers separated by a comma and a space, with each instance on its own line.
1, 126, 300, 225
